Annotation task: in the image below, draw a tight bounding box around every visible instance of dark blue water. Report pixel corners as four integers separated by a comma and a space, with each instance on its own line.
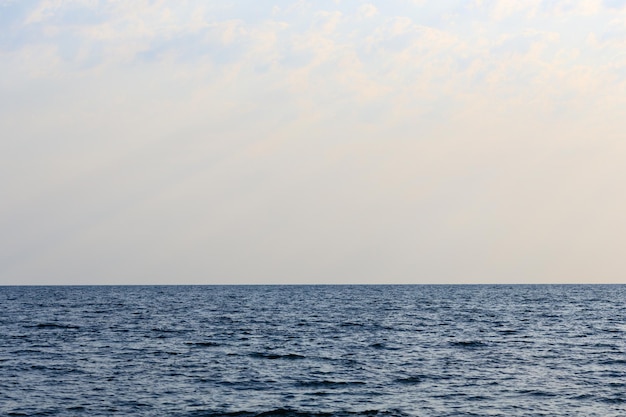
1, 285, 626, 416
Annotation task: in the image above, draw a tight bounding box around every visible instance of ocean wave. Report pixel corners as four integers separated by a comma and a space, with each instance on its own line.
296, 380, 367, 388
249, 352, 306, 360
30, 323, 80, 330
185, 408, 410, 417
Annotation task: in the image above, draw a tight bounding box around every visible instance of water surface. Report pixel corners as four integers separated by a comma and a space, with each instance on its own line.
1, 285, 625, 416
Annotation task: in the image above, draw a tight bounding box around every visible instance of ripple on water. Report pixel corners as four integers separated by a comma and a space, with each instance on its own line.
1, 285, 626, 416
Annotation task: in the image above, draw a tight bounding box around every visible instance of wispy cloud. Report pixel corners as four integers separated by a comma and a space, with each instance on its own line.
2, 0, 626, 284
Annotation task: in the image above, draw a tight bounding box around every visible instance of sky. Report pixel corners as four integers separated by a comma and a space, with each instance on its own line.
2, 0, 626, 285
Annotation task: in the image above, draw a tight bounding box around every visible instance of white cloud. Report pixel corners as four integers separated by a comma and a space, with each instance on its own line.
489, 0, 542, 19
357, 3, 378, 19
3, 0, 626, 283
312, 10, 342, 34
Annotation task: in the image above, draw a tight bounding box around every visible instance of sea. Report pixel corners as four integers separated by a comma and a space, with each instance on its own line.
1, 285, 625, 416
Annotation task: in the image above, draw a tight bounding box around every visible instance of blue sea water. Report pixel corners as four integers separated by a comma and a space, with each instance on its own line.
1, 285, 625, 416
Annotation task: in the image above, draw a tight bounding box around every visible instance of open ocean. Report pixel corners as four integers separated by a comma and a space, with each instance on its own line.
1, 285, 625, 416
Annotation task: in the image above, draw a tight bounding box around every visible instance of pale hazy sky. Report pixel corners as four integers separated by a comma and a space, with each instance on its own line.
2, 0, 626, 285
